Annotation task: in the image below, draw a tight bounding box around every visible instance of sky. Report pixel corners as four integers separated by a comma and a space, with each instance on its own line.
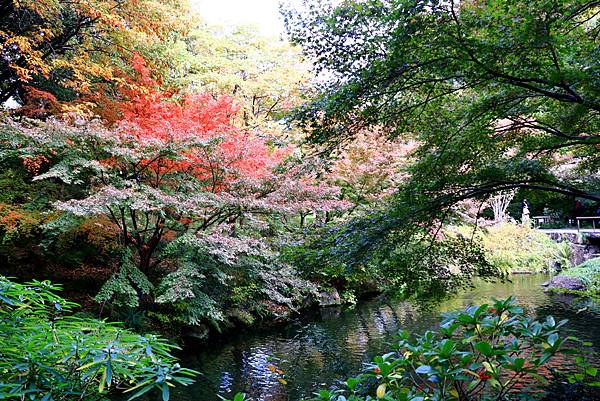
191, 0, 287, 37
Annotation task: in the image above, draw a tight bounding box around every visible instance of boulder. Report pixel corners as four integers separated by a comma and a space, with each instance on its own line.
570, 243, 600, 266
543, 275, 586, 291
318, 288, 342, 306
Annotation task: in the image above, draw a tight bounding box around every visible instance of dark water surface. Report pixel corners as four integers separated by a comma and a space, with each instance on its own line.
173, 275, 600, 401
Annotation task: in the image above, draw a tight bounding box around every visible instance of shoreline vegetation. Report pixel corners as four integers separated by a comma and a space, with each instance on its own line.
546, 258, 600, 300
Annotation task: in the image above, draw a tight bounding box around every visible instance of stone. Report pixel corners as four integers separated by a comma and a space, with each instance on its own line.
544, 275, 586, 291
318, 288, 342, 306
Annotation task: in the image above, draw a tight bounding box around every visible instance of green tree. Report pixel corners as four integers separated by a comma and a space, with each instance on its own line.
283, 0, 600, 260
164, 24, 310, 134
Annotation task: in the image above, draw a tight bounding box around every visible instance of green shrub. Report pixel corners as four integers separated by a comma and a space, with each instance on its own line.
286, 229, 498, 300
455, 223, 570, 273
0, 277, 197, 400
308, 297, 598, 401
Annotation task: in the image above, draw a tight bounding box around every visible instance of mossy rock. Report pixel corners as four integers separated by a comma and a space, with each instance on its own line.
543, 276, 586, 291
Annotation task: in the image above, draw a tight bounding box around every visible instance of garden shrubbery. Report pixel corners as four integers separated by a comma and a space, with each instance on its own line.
454, 223, 571, 274
308, 297, 599, 401
557, 258, 600, 298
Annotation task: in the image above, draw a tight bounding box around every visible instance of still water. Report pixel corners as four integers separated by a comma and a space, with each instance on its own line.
174, 275, 600, 401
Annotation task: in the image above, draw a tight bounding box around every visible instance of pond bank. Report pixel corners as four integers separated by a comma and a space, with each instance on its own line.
180, 285, 383, 344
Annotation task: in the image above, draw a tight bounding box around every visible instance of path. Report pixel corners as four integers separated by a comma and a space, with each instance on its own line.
538, 228, 600, 234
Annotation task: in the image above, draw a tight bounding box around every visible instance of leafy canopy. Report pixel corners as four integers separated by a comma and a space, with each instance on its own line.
0, 0, 192, 115
0, 54, 347, 328
283, 0, 600, 260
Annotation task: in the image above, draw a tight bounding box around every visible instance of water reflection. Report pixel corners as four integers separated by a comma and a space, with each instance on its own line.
174, 275, 600, 401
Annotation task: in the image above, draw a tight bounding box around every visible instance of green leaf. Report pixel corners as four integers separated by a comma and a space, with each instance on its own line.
162, 383, 170, 401
233, 393, 247, 401
439, 339, 455, 357
506, 358, 525, 372
99, 368, 106, 393
346, 378, 359, 390
474, 341, 493, 356
126, 383, 155, 400
473, 304, 488, 318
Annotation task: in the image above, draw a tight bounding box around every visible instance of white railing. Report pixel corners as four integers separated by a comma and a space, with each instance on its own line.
532, 215, 551, 226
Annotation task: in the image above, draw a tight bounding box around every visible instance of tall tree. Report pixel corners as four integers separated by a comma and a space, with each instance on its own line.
0, 56, 347, 326
164, 24, 310, 134
327, 130, 416, 206
284, 0, 600, 259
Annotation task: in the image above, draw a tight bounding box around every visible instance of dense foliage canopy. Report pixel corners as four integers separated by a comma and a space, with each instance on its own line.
0, 66, 346, 329
0, 0, 193, 115
0, 0, 356, 333
284, 0, 600, 261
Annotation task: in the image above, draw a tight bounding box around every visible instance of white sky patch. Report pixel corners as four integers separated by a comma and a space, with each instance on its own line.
190, 0, 287, 37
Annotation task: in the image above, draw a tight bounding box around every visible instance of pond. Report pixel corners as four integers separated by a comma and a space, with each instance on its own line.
173, 275, 600, 401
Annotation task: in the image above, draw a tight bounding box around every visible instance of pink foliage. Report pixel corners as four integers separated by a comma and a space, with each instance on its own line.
328, 130, 417, 202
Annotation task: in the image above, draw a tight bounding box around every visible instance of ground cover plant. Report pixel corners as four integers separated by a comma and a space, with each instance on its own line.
550, 258, 600, 299
453, 223, 572, 274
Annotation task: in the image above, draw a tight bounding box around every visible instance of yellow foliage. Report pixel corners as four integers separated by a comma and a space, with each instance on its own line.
452, 223, 570, 273
3, 0, 195, 116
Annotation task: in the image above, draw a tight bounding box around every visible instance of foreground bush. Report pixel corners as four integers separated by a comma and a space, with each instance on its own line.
0, 277, 196, 400
311, 297, 598, 401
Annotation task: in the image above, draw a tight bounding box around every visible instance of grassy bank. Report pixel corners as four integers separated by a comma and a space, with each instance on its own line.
550, 258, 600, 299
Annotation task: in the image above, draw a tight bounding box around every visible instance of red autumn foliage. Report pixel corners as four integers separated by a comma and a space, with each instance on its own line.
113, 53, 288, 192
18, 86, 62, 118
